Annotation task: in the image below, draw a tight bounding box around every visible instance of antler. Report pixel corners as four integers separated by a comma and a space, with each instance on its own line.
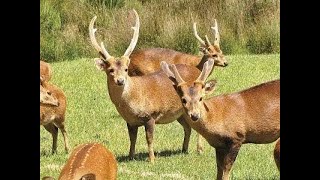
193, 23, 206, 47
89, 16, 112, 60
123, 9, 140, 57
196, 59, 215, 84
211, 19, 220, 48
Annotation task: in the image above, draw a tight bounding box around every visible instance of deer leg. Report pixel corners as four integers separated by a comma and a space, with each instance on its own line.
274, 139, 280, 171
43, 123, 58, 154
55, 121, 69, 153
215, 143, 241, 180
144, 118, 155, 163
127, 123, 138, 160
197, 133, 204, 154
177, 116, 191, 153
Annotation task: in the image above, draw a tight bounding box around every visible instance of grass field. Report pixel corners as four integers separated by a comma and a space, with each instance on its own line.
40, 54, 280, 179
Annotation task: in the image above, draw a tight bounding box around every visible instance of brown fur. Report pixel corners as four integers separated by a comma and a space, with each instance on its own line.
40, 81, 69, 154
274, 139, 280, 171
40, 60, 52, 82
57, 143, 117, 180
162, 62, 280, 180
40, 82, 59, 106
129, 47, 227, 76
97, 57, 201, 162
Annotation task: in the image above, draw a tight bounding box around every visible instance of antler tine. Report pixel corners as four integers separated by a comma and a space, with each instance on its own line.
204, 35, 212, 46
193, 22, 206, 47
89, 16, 112, 60
196, 59, 215, 84
211, 19, 220, 48
123, 9, 140, 57
169, 64, 186, 86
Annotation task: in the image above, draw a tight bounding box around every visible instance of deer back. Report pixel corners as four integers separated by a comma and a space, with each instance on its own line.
57, 143, 117, 180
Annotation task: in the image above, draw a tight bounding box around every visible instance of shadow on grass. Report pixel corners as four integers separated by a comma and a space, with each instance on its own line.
116, 149, 187, 162
243, 176, 279, 180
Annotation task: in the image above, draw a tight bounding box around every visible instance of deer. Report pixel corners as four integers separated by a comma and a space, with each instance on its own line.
128, 19, 227, 76
42, 143, 117, 180
88, 9, 208, 163
40, 79, 69, 154
161, 59, 280, 180
41, 60, 52, 82
274, 139, 280, 171
40, 77, 59, 106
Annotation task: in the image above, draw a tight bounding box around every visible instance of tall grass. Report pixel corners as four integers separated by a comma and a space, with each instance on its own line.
40, 0, 280, 62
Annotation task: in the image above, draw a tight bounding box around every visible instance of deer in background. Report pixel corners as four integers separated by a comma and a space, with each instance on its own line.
40, 60, 52, 82
42, 143, 117, 180
161, 59, 280, 180
40, 78, 69, 154
89, 9, 206, 162
128, 19, 227, 76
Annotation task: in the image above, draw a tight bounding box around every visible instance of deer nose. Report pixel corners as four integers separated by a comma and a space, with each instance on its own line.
190, 113, 200, 121
224, 62, 228, 67
116, 79, 124, 86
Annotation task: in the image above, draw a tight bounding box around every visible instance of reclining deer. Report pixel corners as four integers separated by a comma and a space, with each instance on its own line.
42, 143, 117, 180
128, 19, 227, 76
161, 59, 280, 179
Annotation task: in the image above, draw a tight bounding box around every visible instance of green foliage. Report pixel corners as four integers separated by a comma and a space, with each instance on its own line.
40, 54, 280, 179
40, 0, 279, 62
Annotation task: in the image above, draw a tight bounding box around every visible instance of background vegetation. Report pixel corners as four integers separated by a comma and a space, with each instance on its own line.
40, 54, 280, 179
40, 0, 280, 62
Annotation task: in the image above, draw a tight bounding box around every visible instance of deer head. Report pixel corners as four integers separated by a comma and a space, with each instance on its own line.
161, 59, 216, 121
193, 20, 227, 67
89, 9, 140, 86
40, 77, 59, 106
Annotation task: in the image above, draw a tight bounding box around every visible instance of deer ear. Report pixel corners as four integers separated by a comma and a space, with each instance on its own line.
80, 173, 96, 180
204, 80, 217, 95
94, 58, 107, 71
160, 61, 178, 85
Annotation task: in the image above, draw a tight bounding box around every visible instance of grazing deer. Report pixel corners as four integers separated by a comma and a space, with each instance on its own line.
42, 143, 117, 180
40, 78, 59, 106
274, 139, 280, 171
89, 10, 205, 162
40, 80, 69, 154
161, 60, 280, 180
40, 60, 52, 82
128, 20, 227, 76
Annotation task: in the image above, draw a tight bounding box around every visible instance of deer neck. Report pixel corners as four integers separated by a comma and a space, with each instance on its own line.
196, 55, 210, 70
107, 75, 133, 104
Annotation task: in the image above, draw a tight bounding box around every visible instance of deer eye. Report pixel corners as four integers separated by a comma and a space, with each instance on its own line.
182, 98, 187, 104
125, 68, 128, 72
211, 54, 218, 58
199, 97, 203, 101
109, 69, 114, 73
47, 92, 52, 95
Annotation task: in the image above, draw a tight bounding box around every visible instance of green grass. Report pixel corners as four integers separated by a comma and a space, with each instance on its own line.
40, 54, 280, 179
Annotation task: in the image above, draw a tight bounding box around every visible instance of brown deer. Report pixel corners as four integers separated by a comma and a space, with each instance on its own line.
89, 10, 205, 162
161, 59, 280, 180
128, 19, 227, 76
40, 78, 59, 106
40, 80, 69, 154
274, 139, 280, 171
42, 143, 117, 180
41, 60, 52, 82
